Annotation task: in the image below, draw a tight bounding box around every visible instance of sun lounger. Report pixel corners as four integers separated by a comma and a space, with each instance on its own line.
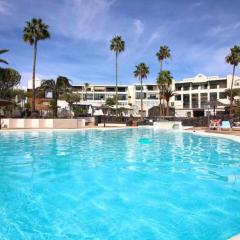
220, 121, 231, 131
232, 122, 240, 131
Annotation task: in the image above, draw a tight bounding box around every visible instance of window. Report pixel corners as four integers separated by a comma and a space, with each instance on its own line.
148, 94, 157, 99
118, 87, 127, 92
192, 84, 199, 90
84, 93, 93, 100
200, 93, 208, 108
183, 85, 190, 91
118, 94, 127, 100
183, 94, 190, 108
136, 92, 146, 99
106, 87, 115, 92
175, 84, 182, 91
200, 84, 208, 90
147, 85, 154, 91
219, 80, 227, 88
210, 83, 217, 89
94, 94, 105, 100
175, 95, 181, 101
192, 94, 199, 108
219, 92, 227, 99
136, 85, 141, 90
234, 80, 240, 86
210, 92, 217, 101
45, 91, 53, 99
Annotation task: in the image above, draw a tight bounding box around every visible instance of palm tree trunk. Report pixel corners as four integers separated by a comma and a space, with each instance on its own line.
115, 51, 118, 116
32, 40, 37, 112
166, 101, 169, 116
159, 60, 163, 118
159, 88, 162, 118
230, 65, 236, 115
69, 104, 72, 119
54, 96, 58, 118
140, 77, 143, 121
162, 87, 166, 116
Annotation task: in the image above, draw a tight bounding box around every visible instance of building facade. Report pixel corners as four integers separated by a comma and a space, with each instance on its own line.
27, 74, 240, 117
174, 74, 240, 117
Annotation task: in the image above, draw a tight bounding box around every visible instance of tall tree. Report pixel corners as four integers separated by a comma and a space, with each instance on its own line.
38, 76, 71, 118
0, 68, 21, 99
225, 45, 240, 114
84, 82, 89, 101
110, 36, 125, 115
0, 49, 9, 65
164, 89, 175, 116
156, 70, 173, 116
23, 18, 50, 112
134, 63, 149, 120
156, 45, 171, 72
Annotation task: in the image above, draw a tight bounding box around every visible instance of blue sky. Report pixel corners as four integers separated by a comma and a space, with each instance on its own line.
0, 0, 240, 87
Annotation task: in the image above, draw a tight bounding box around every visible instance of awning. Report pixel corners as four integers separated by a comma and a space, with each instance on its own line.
209, 100, 228, 108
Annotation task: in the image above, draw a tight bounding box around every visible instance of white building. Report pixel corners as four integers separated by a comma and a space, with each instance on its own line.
128, 83, 174, 117
28, 74, 240, 117
71, 84, 129, 107
173, 74, 240, 117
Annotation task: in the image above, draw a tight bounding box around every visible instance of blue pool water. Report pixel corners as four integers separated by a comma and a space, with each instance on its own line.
0, 128, 240, 239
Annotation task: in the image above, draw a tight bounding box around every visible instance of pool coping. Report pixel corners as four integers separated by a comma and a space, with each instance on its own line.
1, 126, 240, 144
188, 129, 240, 143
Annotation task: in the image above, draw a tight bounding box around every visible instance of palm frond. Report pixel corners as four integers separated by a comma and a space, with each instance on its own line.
110, 35, 125, 53
0, 59, 8, 64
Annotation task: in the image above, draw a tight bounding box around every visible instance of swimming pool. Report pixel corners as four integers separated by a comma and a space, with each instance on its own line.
0, 128, 239, 239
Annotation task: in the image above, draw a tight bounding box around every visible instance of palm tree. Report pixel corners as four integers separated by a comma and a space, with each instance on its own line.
156, 70, 173, 116
134, 63, 150, 120
62, 92, 81, 118
224, 88, 240, 102
225, 45, 240, 114
39, 76, 71, 118
84, 82, 89, 101
164, 89, 175, 116
110, 36, 125, 115
156, 45, 171, 72
23, 18, 50, 112
0, 49, 9, 64
156, 75, 165, 117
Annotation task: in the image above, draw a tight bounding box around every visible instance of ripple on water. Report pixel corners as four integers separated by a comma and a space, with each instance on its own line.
0, 129, 240, 239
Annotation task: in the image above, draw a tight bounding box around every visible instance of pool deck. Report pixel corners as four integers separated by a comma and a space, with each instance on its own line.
184, 127, 240, 143
229, 234, 240, 240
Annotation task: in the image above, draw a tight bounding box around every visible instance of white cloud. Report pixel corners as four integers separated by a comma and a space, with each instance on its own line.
0, 0, 11, 15
207, 21, 240, 38
133, 19, 144, 35
55, 0, 116, 41
192, 2, 203, 8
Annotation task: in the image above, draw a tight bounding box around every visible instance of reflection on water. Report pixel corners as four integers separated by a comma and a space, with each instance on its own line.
0, 129, 240, 239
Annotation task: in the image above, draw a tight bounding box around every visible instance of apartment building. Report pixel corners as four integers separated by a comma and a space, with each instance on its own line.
70, 84, 129, 107
128, 84, 175, 116
174, 74, 240, 117
27, 74, 240, 117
